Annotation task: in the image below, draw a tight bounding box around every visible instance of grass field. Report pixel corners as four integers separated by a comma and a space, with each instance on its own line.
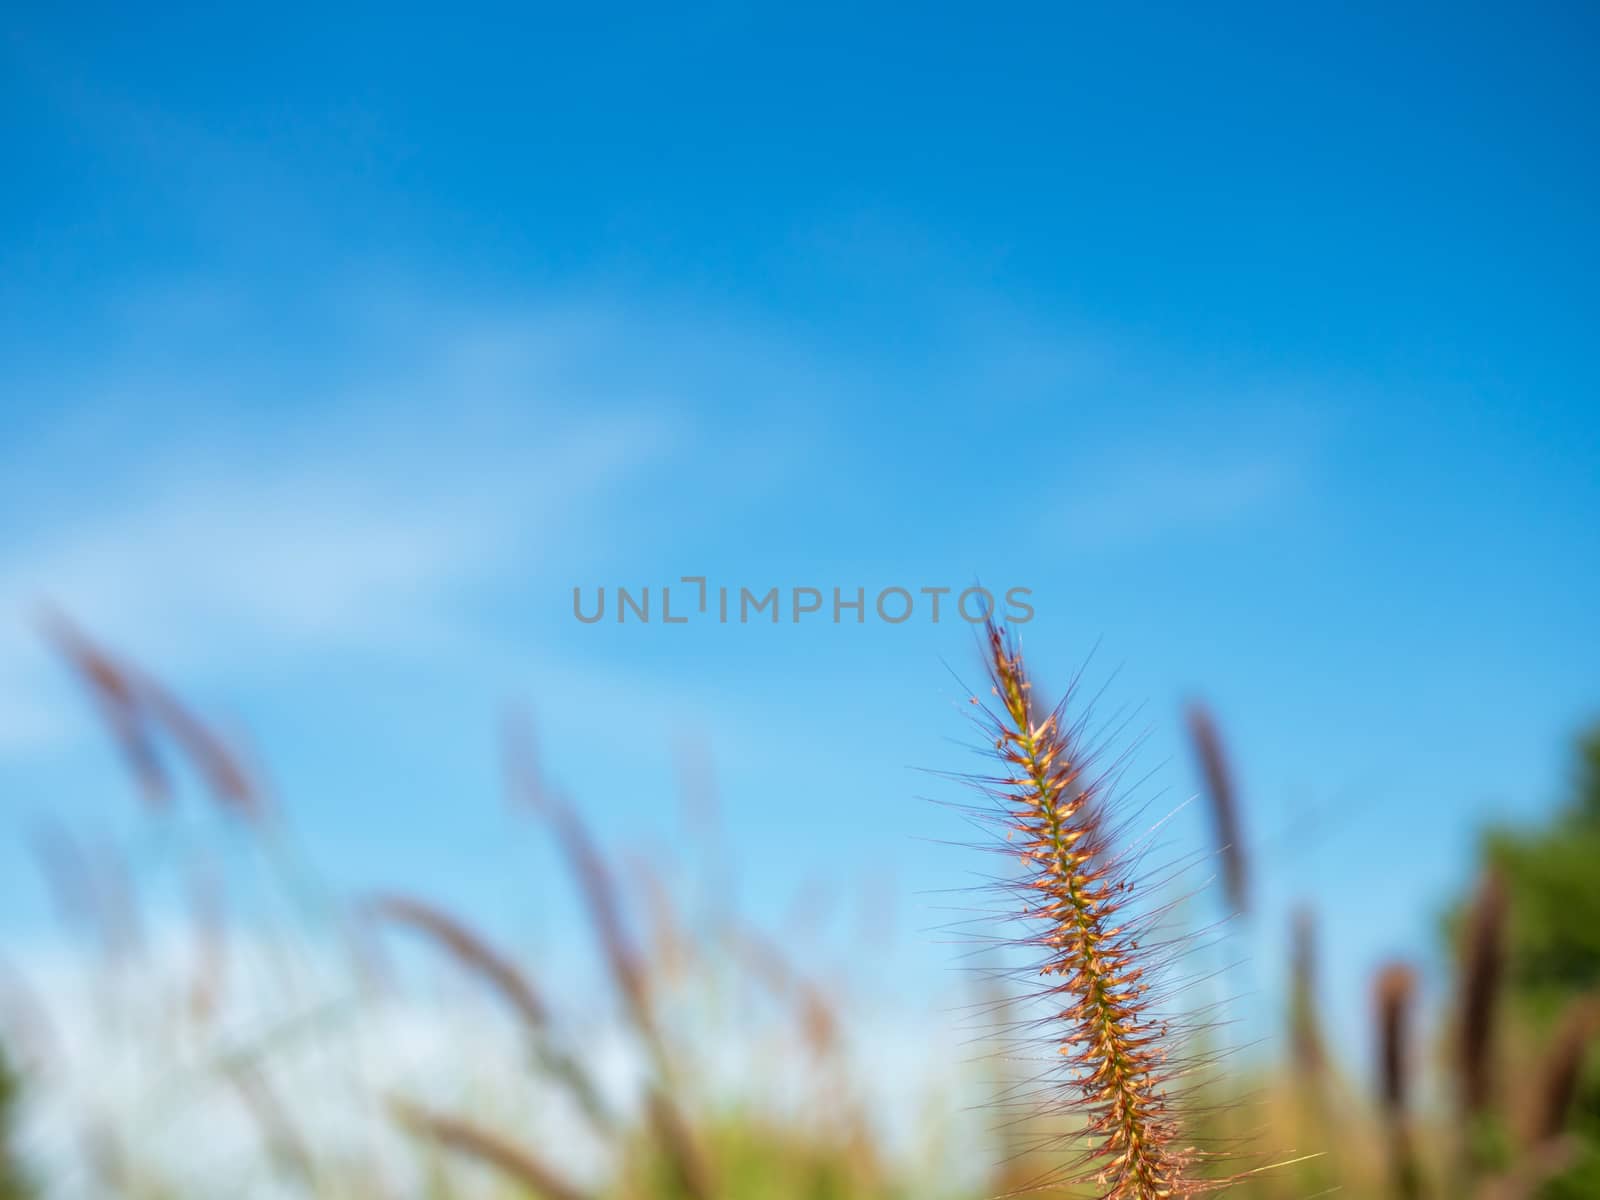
1, 617, 1596, 1200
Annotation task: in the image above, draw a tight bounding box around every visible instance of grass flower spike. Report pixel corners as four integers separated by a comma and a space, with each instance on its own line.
976, 620, 1199, 1199
1183, 702, 1248, 918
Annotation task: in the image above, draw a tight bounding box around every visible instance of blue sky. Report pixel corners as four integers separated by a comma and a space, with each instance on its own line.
2, 2, 1598, 1073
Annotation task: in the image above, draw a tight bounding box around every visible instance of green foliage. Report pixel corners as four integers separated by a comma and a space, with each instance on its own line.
1474, 722, 1600, 1198
1482, 726, 1600, 1022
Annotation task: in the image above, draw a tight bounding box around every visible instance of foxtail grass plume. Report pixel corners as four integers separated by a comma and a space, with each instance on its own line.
41, 612, 170, 811
1289, 906, 1327, 1085
1528, 995, 1600, 1147
504, 713, 716, 1200
972, 621, 1203, 1199
1458, 867, 1508, 1116
391, 1098, 591, 1200
1183, 701, 1247, 917
43, 611, 265, 821
726, 923, 841, 1062
225, 1062, 317, 1188
1375, 963, 1417, 1114
1375, 962, 1423, 1199
366, 893, 615, 1134
367, 893, 549, 1030
1471, 996, 1599, 1200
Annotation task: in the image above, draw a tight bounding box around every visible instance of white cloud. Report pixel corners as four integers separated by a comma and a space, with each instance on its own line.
0, 289, 686, 758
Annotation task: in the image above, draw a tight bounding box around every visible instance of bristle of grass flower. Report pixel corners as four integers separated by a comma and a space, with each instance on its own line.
1458, 867, 1508, 1116
1184, 701, 1248, 918
970, 620, 1204, 1200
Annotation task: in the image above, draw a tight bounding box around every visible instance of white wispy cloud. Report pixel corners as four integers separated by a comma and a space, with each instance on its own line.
0, 288, 691, 758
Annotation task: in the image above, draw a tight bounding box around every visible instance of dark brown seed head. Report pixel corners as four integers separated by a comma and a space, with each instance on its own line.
1529, 996, 1600, 1146
1458, 867, 1508, 1114
1375, 962, 1418, 1113
1290, 906, 1326, 1080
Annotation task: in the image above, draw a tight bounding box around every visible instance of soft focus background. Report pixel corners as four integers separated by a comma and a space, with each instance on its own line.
2, 4, 1598, 1198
